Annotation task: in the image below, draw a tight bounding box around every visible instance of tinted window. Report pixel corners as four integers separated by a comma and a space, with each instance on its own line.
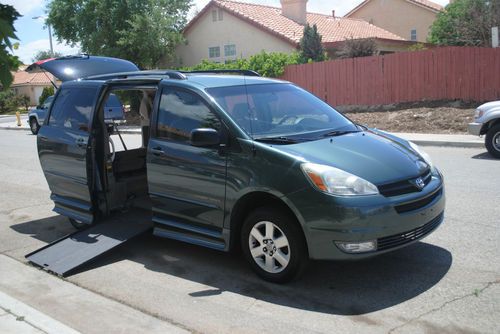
157, 88, 220, 142
106, 93, 122, 107
48, 87, 97, 132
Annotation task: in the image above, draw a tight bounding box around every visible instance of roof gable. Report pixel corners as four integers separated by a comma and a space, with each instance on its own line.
184, 0, 405, 46
345, 0, 443, 17
11, 70, 55, 86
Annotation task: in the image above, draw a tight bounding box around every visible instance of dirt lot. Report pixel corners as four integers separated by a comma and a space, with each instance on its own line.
344, 107, 475, 134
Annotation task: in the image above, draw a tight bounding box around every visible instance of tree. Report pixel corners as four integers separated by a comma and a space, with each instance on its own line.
429, 0, 500, 46
38, 86, 55, 105
336, 38, 378, 59
299, 24, 326, 63
0, 4, 21, 89
32, 50, 63, 62
47, 0, 192, 69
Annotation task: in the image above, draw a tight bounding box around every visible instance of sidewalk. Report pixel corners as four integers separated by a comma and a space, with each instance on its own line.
0, 255, 189, 334
0, 120, 484, 148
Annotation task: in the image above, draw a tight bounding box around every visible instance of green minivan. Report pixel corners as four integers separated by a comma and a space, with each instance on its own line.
29, 56, 445, 282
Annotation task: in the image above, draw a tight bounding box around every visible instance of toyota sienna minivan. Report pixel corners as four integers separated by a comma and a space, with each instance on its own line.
28, 55, 445, 282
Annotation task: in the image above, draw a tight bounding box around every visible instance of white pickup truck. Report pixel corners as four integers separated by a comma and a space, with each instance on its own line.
468, 101, 500, 158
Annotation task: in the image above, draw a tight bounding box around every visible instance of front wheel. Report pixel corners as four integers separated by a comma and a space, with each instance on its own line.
69, 218, 91, 230
29, 118, 40, 135
485, 124, 500, 159
241, 207, 308, 283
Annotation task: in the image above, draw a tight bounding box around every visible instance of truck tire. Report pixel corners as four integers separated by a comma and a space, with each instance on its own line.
29, 117, 40, 135
241, 207, 308, 283
485, 123, 500, 159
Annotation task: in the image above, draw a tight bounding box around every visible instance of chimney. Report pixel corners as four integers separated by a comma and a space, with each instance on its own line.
332, 10, 335, 18
280, 0, 308, 25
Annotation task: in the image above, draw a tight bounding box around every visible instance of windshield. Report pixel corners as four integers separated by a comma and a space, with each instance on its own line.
207, 83, 357, 140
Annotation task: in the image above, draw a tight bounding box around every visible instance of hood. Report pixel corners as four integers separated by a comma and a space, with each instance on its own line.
477, 100, 500, 112
26, 55, 139, 82
275, 130, 428, 185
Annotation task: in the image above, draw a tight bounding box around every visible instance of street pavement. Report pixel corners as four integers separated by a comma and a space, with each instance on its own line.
0, 129, 498, 333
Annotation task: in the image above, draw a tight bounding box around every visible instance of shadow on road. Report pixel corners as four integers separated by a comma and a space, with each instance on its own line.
12, 215, 452, 316
471, 152, 498, 160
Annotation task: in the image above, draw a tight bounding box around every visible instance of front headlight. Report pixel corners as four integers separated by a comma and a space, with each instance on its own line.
474, 109, 484, 119
301, 163, 379, 196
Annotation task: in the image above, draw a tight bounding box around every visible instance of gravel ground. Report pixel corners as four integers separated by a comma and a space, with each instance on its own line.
344, 107, 475, 134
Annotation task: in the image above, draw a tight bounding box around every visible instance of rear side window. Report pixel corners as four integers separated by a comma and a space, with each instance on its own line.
48, 87, 97, 132
156, 88, 220, 143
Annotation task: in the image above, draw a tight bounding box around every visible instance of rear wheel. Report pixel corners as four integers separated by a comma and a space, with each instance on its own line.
241, 207, 308, 283
485, 124, 500, 159
29, 118, 40, 135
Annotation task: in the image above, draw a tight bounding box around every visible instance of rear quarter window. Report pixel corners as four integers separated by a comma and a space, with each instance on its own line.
48, 87, 97, 132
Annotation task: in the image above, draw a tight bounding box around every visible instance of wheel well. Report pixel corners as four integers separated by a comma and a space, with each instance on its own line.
228, 192, 304, 251
482, 118, 500, 134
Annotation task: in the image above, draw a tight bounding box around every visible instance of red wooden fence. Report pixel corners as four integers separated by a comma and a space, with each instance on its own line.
281, 47, 500, 106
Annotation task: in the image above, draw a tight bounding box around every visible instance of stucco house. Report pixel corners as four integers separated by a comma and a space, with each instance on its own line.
345, 0, 444, 43
176, 0, 415, 67
11, 67, 57, 106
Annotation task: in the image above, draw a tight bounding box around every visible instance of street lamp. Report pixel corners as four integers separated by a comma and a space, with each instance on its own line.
32, 16, 54, 57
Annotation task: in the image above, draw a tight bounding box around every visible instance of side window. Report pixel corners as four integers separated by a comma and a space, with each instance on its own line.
48, 87, 97, 132
156, 88, 220, 143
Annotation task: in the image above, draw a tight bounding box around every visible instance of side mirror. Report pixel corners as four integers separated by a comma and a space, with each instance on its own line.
190, 128, 220, 147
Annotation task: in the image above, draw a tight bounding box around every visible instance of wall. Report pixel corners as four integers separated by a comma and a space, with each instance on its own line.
176, 5, 297, 66
347, 0, 439, 43
281, 47, 500, 106
11, 85, 49, 106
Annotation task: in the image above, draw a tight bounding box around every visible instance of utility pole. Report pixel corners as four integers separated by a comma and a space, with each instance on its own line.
32, 16, 54, 56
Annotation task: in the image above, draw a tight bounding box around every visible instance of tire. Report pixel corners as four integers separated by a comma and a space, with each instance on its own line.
68, 218, 90, 230
241, 207, 308, 283
485, 124, 500, 159
29, 118, 40, 135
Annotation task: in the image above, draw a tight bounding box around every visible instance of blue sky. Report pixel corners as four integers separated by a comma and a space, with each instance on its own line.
5, 0, 449, 64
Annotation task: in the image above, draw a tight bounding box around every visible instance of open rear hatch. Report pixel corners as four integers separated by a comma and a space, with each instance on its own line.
26, 55, 139, 82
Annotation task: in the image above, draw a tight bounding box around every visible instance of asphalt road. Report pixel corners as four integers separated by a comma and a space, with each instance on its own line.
0, 129, 498, 333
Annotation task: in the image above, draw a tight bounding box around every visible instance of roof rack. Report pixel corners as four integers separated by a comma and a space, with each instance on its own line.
85, 70, 187, 81
85, 68, 261, 81
181, 69, 260, 77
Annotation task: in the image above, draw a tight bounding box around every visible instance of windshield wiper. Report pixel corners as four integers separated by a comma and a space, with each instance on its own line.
255, 136, 299, 144
321, 129, 360, 138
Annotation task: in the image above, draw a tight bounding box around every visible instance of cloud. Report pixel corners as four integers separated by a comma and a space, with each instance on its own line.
2, 0, 44, 15
13, 39, 81, 64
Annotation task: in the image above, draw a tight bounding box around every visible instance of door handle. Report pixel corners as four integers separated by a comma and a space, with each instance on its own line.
150, 147, 164, 156
38, 135, 48, 141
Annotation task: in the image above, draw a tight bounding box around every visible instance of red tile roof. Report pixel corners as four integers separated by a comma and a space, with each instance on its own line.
345, 0, 443, 17
185, 0, 405, 46
11, 70, 55, 86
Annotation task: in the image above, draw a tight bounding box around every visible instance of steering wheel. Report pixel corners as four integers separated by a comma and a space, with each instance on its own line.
109, 136, 116, 162
278, 115, 297, 125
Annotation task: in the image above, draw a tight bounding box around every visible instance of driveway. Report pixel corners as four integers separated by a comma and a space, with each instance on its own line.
0, 129, 498, 333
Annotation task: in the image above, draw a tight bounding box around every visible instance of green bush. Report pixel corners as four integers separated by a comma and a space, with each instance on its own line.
38, 86, 54, 106
180, 51, 300, 78
0, 89, 22, 114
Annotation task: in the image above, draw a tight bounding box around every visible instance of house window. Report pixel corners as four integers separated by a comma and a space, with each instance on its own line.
224, 44, 236, 57
209, 46, 220, 58
212, 10, 217, 22
410, 29, 417, 41
218, 9, 223, 21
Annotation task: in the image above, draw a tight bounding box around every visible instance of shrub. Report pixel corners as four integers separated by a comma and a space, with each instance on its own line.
299, 24, 327, 63
181, 51, 300, 78
336, 38, 378, 59
0, 89, 20, 113
38, 86, 54, 106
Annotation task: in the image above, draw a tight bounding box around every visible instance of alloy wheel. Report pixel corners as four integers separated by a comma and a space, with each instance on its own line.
248, 221, 290, 274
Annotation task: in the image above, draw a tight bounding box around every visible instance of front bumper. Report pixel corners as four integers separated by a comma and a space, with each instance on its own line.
287, 175, 445, 260
468, 122, 482, 136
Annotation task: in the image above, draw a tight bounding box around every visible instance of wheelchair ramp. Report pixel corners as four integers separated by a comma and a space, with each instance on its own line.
26, 210, 152, 277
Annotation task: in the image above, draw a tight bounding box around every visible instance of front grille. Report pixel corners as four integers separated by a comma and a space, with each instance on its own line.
378, 170, 432, 197
377, 212, 444, 251
395, 188, 442, 214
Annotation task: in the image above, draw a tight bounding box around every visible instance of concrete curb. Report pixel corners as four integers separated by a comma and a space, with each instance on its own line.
0, 126, 485, 148
0, 291, 80, 334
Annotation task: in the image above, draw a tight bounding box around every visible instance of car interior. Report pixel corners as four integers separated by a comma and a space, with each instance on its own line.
97, 86, 157, 213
